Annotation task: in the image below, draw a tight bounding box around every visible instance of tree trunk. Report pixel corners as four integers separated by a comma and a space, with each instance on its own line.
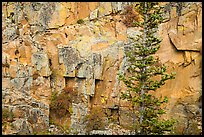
139, 2, 147, 135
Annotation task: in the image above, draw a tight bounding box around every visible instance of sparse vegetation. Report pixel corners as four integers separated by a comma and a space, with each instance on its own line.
50, 87, 75, 118
122, 5, 139, 27
49, 85, 80, 135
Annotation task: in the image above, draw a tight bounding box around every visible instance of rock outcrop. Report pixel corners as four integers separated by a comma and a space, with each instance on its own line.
2, 2, 202, 135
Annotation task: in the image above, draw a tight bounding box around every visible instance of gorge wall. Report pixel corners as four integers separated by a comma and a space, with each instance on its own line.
2, 2, 202, 135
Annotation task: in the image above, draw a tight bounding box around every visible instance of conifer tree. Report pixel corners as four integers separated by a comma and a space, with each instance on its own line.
118, 2, 176, 135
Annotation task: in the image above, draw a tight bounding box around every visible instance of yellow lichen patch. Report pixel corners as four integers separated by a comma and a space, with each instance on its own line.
19, 58, 28, 66
6, 3, 15, 18
101, 98, 105, 104
99, 6, 105, 14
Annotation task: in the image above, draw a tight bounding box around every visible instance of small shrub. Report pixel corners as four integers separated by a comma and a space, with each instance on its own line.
50, 86, 77, 118
50, 92, 72, 118
122, 5, 139, 27
77, 19, 84, 24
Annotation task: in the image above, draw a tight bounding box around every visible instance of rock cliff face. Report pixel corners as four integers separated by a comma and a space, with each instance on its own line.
2, 2, 202, 135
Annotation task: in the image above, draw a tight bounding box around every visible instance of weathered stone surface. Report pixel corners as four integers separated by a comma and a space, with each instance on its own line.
119, 107, 133, 129
3, 27, 17, 42
48, 3, 69, 28
85, 78, 95, 96
12, 119, 33, 135
92, 53, 103, 80
98, 2, 112, 17
167, 4, 202, 51
168, 31, 201, 51
76, 63, 88, 78
88, 2, 99, 11
2, 78, 11, 90
69, 102, 88, 134
115, 21, 127, 41
111, 2, 123, 13
2, 2, 202, 135
31, 77, 52, 105
77, 2, 90, 20
58, 47, 82, 77
31, 52, 51, 77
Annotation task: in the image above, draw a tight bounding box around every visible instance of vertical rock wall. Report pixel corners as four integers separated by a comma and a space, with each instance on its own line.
2, 2, 202, 135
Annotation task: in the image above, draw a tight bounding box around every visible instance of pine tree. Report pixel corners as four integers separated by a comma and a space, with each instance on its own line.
118, 2, 176, 135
